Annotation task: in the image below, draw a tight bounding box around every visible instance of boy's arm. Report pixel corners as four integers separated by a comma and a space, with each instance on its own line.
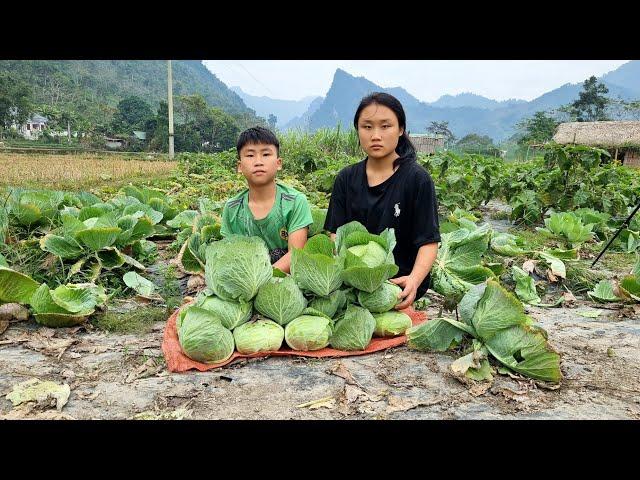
272, 227, 308, 274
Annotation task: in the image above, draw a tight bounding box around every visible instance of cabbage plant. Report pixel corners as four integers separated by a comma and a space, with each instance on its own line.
329, 304, 376, 351
373, 311, 412, 337
205, 236, 272, 302
177, 305, 235, 363
284, 313, 333, 351
233, 319, 284, 354
334, 221, 398, 293
357, 281, 401, 313
291, 234, 344, 297
254, 276, 306, 326
194, 293, 253, 329
407, 279, 562, 383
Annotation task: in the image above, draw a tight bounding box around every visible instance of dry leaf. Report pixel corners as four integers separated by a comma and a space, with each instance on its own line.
186, 275, 206, 292
0, 303, 29, 323
469, 382, 492, 397
522, 260, 536, 274
328, 361, 358, 385
296, 396, 336, 409
125, 358, 163, 383
344, 384, 368, 404
6, 378, 71, 411
547, 270, 558, 283
385, 395, 443, 414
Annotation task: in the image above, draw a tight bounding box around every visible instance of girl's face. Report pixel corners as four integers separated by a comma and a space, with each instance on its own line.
356, 103, 404, 161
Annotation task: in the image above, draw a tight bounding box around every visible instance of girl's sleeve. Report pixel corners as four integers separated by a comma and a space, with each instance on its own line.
323, 170, 348, 233
412, 175, 441, 248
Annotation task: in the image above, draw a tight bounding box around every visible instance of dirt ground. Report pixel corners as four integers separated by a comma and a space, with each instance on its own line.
2, 295, 639, 420
1, 202, 639, 420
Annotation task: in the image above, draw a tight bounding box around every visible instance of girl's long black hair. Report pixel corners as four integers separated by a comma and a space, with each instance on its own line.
353, 92, 417, 169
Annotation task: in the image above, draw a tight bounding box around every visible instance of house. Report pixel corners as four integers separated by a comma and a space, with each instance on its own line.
18, 114, 48, 139
408, 133, 446, 155
552, 121, 640, 168
105, 137, 127, 149
132, 130, 147, 141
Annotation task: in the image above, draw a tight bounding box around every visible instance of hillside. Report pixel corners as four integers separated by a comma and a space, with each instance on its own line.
0, 60, 259, 126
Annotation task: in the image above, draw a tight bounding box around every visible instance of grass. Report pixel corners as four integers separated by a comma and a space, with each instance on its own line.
91, 306, 169, 334
0, 153, 178, 191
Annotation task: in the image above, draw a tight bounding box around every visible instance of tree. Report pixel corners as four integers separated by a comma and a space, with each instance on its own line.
426, 120, 455, 145
148, 101, 169, 152
515, 111, 559, 146
569, 76, 610, 122
207, 108, 240, 151
111, 95, 154, 134
456, 133, 497, 154
0, 73, 32, 135
267, 114, 277, 130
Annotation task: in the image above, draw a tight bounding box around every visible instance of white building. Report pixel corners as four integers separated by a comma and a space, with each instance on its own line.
19, 114, 49, 139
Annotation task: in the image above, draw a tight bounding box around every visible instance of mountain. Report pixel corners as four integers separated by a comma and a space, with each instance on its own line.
600, 61, 640, 96
0, 60, 259, 125
283, 96, 324, 130
429, 93, 527, 110
302, 62, 640, 142
230, 87, 321, 128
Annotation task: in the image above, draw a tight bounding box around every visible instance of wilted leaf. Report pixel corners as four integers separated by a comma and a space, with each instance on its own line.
6, 378, 70, 411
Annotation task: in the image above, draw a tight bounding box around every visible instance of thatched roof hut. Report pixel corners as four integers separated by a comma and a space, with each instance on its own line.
552, 121, 640, 167
408, 134, 445, 155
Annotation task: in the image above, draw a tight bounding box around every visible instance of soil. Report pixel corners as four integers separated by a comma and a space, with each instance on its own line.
1, 202, 639, 420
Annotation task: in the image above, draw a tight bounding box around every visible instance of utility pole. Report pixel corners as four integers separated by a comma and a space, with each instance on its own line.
167, 60, 175, 159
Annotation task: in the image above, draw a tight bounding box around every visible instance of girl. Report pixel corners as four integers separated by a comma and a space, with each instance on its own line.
324, 92, 440, 309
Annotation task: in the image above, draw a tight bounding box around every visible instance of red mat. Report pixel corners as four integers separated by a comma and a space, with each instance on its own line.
162, 304, 428, 372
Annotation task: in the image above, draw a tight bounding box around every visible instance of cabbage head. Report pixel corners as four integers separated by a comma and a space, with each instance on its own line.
335, 221, 399, 293
357, 281, 401, 313
177, 305, 235, 364
284, 314, 333, 351
330, 304, 376, 351
308, 289, 346, 319
373, 311, 412, 337
195, 294, 253, 330
291, 234, 344, 297
254, 276, 306, 326
233, 319, 284, 354
204, 235, 272, 302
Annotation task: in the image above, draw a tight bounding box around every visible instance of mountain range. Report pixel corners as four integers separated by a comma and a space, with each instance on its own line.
230, 87, 321, 128
236, 61, 640, 142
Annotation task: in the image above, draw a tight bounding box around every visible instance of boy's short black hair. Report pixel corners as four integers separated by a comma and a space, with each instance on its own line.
236, 126, 280, 157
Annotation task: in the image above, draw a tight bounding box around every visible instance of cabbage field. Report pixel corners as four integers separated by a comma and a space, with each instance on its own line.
1, 132, 640, 419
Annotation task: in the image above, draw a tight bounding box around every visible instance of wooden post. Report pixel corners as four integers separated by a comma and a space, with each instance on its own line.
614, 148, 618, 162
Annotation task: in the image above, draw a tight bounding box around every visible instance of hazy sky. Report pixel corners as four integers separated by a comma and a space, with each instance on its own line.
202, 60, 629, 103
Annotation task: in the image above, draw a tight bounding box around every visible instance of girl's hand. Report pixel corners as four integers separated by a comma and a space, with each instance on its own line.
389, 275, 419, 310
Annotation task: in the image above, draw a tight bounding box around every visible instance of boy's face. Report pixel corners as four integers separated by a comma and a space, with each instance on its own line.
237, 142, 282, 186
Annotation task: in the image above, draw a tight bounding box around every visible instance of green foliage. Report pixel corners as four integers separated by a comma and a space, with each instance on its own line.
566, 76, 610, 122
515, 111, 559, 146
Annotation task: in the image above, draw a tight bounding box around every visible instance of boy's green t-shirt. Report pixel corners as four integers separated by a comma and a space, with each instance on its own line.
220, 182, 313, 251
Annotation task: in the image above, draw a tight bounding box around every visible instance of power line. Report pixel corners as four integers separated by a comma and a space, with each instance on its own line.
235, 62, 277, 98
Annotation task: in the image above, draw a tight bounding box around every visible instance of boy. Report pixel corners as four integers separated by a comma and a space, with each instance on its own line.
220, 126, 313, 273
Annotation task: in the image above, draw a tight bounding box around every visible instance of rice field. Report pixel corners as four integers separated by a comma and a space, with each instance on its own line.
0, 153, 178, 191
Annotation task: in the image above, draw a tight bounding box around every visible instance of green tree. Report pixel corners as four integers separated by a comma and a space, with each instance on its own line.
0, 73, 32, 135
516, 111, 559, 146
148, 101, 169, 152
111, 95, 154, 134
426, 120, 455, 145
456, 133, 497, 154
569, 76, 610, 122
268, 114, 277, 130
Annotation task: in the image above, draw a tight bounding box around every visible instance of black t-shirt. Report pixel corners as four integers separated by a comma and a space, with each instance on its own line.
324, 156, 441, 298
